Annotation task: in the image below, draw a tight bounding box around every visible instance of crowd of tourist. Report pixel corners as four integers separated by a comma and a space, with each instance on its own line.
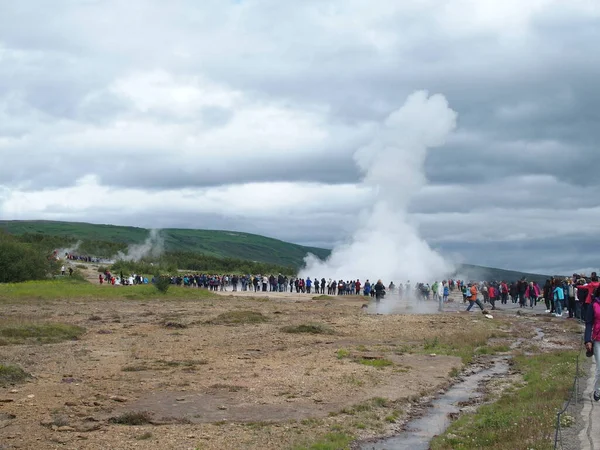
54, 251, 106, 264
459, 274, 599, 320
92, 261, 598, 323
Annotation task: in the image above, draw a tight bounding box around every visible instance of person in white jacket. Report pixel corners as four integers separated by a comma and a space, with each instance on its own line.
437, 281, 445, 311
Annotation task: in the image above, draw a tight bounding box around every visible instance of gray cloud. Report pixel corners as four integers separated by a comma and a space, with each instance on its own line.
1, 0, 599, 274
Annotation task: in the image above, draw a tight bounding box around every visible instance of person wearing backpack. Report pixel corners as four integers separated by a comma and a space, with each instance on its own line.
466, 283, 484, 312
584, 289, 600, 402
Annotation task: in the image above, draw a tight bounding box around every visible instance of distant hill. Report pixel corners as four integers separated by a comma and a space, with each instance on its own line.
456, 264, 550, 285
0, 220, 329, 268
0, 220, 550, 281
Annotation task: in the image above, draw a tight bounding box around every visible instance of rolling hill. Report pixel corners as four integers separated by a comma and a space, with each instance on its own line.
0, 220, 551, 282
0, 220, 329, 269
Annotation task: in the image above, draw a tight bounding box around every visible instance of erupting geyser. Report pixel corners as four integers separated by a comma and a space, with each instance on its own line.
301, 91, 457, 285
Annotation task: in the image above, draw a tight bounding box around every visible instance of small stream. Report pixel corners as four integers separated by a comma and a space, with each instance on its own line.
358, 358, 510, 450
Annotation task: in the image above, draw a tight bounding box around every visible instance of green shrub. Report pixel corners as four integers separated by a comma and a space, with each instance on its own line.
0, 232, 52, 282
154, 274, 171, 294
0, 364, 30, 386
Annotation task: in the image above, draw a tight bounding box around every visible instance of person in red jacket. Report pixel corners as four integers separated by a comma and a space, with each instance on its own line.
577, 272, 600, 319
488, 285, 497, 310
500, 281, 509, 304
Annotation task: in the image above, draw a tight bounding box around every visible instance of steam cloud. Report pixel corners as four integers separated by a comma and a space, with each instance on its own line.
115, 229, 165, 262
301, 91, 457, 285
56, 240, 82, 258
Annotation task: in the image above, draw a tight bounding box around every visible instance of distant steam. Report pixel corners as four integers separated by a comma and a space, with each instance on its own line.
56, 240, 82, 258
115, 229, 165, 262
301, 91, 457, 285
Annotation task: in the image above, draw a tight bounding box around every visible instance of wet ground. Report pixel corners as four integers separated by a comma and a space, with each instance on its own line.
359, 358, 511, 450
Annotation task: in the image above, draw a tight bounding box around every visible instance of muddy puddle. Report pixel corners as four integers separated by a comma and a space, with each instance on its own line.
358, 358, 510, 450
510, 327, 545, 350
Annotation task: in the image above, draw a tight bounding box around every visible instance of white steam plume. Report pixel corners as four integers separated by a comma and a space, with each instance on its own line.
56, 240, 82, 259
300, 91, 457, 285
115, 229, 165, 262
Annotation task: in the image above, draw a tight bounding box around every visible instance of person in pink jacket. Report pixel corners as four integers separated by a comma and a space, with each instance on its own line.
584, 288, 600, 402
525, 282, 540, 308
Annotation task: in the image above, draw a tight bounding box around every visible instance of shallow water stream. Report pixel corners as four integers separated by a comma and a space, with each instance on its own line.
359, 358, 510, 450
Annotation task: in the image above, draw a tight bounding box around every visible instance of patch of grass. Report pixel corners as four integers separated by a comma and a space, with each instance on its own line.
385, 410, 401, 423
476, 344, 511, 355
207, 310, 268, 325
336, 349, 350, 359
358, 358, 393, 368
109, 411, 153, 425
300, 418, 324, 426
0, 278, 217, 303
0, 364, 30, 386
161, 320, 187, 329
158, 359, 207, 368
281, 323, 335, 335
449, 366, 461, 378
135, 432, 153, 440
292, 432, 354, 450
431, 350, 578, 450
421, 328, 493, 364
342, 397, 390, 415
0, 319, 85, 345
122, 364, 150, 372
341, 374, 364, 387
244, 420, 274, 429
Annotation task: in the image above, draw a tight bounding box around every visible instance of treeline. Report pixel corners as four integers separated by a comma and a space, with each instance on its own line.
0, 231, 57, 282
17, 233, 126, 257
110, 250, 296, 276
1, 231, 297, 283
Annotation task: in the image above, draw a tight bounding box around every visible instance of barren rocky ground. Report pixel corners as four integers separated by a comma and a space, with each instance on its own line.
0, 282, 581, 450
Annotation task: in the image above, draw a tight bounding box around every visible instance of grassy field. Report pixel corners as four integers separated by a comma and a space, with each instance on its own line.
0, 220, 331, 268
0, 278, 217, 302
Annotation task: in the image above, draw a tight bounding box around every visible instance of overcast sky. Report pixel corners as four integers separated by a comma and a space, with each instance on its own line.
1, 0, 599, 275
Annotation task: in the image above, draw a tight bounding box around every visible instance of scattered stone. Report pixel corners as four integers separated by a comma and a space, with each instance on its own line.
109, 395, 128, 403
62, 377, 81, 384
0, 399, 14, 403
75, 423, 102, 432
176, 397, 186, 402
26, 394, 35, 399
57, 426, 76, 432
65, 401, 78, 407
40, 418, 54, 427
217, 406, 227, 410
9, 389, 19, 394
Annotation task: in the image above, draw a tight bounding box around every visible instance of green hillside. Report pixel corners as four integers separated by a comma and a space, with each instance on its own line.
0, 220, 551, 281
0, 220, 330, 268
